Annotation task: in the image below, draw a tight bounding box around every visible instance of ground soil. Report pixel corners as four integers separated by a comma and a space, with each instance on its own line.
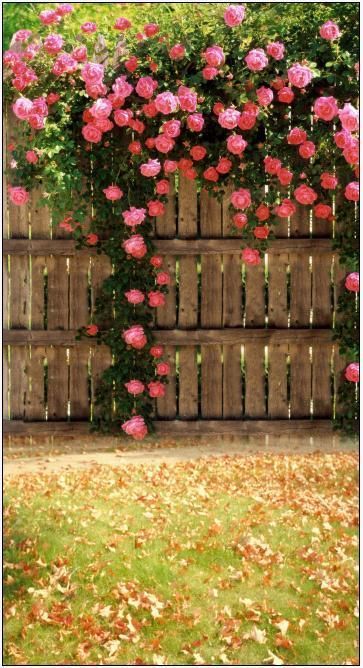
3, 432, 357, 477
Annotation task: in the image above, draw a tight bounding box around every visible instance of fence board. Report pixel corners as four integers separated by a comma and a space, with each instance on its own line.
290, 252, 311, 327
47, 347, 69, 420
268, 253, 288, 327
312, 254, 333, 327
268, 344, 289, 418
25, 347, 46, 420
156, 177, 176, 328
244, 343, 266, 417
290, 343, 312, 418
290, 202, 310, 237
178, 347, 198, 418
312, 345, 333, 417
156, 346, 177, 418
47, 256, 69, 329
245, 261, 266, 327
10, 346, 27, 419
69, 346, 90, 419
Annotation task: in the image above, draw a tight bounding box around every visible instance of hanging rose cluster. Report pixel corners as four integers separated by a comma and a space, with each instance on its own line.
4, 3, 359, 437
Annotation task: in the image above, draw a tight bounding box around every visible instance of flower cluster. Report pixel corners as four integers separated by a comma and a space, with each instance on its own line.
4, 3, 359, 436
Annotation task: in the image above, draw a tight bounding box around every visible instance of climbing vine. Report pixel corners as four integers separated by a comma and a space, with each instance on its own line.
4, 3, 359, 437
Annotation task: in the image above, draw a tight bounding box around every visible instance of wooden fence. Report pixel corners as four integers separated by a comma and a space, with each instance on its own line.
3, 111, 346, 437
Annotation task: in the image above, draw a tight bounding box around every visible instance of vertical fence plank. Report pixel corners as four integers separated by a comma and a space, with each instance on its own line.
9, 346, 27, 419
290, 252, 312, 327
289, 343, 311, 418
90, 345, 112, 418
200, 190, 222, 418
245, 259, 266, 327
47, 257, 69, 330
312, 254, 333, 327
268, 344, 289, 418
244, 343, 266, 418
69, 255, 90, 330
268, 253, 288, 328
47, 347, 69, 420
156, 346, 177, 418
178, 176, 198, 418
25, 347, 46, 420
69, 346, 90, 419
312, 345, 333, 417
289, 202, 310, 237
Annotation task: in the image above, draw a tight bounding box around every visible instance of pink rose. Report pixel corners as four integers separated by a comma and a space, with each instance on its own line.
93, 118, 113, 133
287, 127, 307, 145
13, 97, 33, 120
112, 75, 133, 98
299, 141, 316, 159
44, 33, 63, 55
345, 182, 359, 202
56, 4, 74, 16
162, 119, 181, 138
155, 179, 170, 195
169, 44, 186, 60
140, 159, 161, 177
122, 235, 147, 259
39, 9, 60, 24
155, 134, 175, 153
125, 289, 145, 304
121, 415, 148, 440
156, 362, 170, 375
227, 134, 247, 155
144, 22, 159, 37
142, 102, 157, 118
164, 160, 178, 173
123, 325, 147, 349
224, 5, 245, 27
156, 271, 171, 285
125, 56, 138, 72
122, 207, 146, 227
148, 201, 165, 217
256, 86, 274, 106
81, 22, 97, 34
320, 173, 338, 189
314, 96, 339, 121
190, 145, 207, 161
178, 85, 197, 112
86, 82, 107, 99
245, 48, 268, 71
254, 226, 269, 239
231, 188, 251, 210
345, 272, 359, 293
266, 41, 285, 60
114, 109, 133, 127
278, 87, 295, 104
343, 140, 359, 164
81, 62, 104, 85
344, 363, 359, 383
128, 140, 142, 155
294, 184, 318, 205
26, 150, 38, 164
124, 380, 144, 395
114, 17, 132, 30
264, 156, 282, 175
203, 167, 219, 182
203, 45, 225, 67
187, 113, 204, 132
218, 108, 241, 129
241, 248, 261, 265
319, 20, 341, 40
148, 381, 166, 398
148, 291, 166, 307
136, 75, 157, 99
90, 97, 112, 119
202, 66, 218, 80
155, 92, 179, 114
255, 204, 270, 222
334, 129, 353, 149
150, 345, 164, 358
72, 45, 87, 62
233, 213, 247, 229
238, 112, 257, 130
86, 233, 98, 246
287, 63, 314, 88
9, 186, 29, 206
338, 103, 359, 132
14, 29, 32, 42
277, 167, 293, 186
86, 324, 99, 336
216, 157, 232, 174
52, 53, 78, 76
274, 198, 296, 218
103, 185, 123, 200
314, 203, 332, 219
47, 92, 60, 105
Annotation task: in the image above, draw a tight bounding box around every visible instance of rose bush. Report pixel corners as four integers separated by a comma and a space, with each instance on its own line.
4, 2, 358, 436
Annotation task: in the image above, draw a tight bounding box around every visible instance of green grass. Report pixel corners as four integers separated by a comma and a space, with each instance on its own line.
4, 452, 358, 665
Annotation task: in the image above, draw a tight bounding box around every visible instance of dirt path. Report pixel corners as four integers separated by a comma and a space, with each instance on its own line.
3, 433, 357, 477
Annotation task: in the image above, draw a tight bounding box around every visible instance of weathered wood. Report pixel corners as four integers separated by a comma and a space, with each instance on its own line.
178, 347, 198, 418
3, 418, 334, 435
290, 252, 312, 327
47, 347, 69, 420
90, 344, 112, 413
290, 202, 310, 237
312, 253, 333, 327
245, 260, 266, 327
69, 346, 90, 419
268, 344, 289, 418
29, 188, 51, 239
156, 175, 176, 238
10, 255, 30, 328
223, 345, 242, 417
289, 343, 312, 418
31, 257, 47, 329
268, 253, 288, 328
47, 256, 69, 329
69, 255, 90, 329
156, 255, 176, 328
312, 344, 333, 417
9, 346, 27, 419
3, 328, 334, 346
24, 347, 46, 420
244, 343, 266, 417
3, 346, 9, 420
178, 175, 198, 238
312, 211, 332, 238
3, 238, 336, 255
156, 346, 177, 418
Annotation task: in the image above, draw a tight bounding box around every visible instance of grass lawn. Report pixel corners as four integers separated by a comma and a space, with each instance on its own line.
4, 452, 358, 666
